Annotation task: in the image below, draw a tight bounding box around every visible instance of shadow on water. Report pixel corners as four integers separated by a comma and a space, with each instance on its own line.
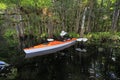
1, 42, 120, 80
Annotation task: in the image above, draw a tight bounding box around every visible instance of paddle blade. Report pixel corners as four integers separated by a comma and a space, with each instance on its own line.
77, 38, 88, 42
76, 48, 87, 52
47, 38, 54, 41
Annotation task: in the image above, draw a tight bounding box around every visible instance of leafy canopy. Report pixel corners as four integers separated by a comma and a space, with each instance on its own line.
0, 3, 7, 10
20, 0, 52, 8
0, 0, 52, 10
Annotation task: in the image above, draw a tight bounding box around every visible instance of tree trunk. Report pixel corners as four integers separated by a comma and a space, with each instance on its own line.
111, 0, 120, 31
111, 10, 119, 31
47, 17, 53, 38
75, 0, 82, 33
86, 2, 93, 33
80, 7, 87, 37
76, 9, 81, 33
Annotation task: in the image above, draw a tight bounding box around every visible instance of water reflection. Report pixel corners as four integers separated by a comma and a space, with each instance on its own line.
1, 44, 120, 80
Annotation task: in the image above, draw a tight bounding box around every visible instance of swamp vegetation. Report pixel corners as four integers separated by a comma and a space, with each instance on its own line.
0, 0, 120, 80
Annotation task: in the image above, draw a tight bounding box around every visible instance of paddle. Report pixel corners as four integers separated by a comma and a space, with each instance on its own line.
76, 38, 88, 52
76, 38, 88, 42
47, 38, 54, 42
76, 48, 87, 52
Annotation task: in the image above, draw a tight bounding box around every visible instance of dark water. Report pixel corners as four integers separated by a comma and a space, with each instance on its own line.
1, 43, 120, 80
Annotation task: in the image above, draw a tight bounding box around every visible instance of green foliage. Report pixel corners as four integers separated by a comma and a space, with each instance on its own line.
40, 32, 48, 38
7, 68, 17, 79
97, 0, 116, 6
0, 3, 7, 10
3, 29, 18, 51
116, 32, 120, 36
0, 68, 17, 80
0, 0, 53, 11
0, 0, 18, 9
85, 32, 120, 43
109, 35, 120, 41
69, 32, 79, 38
99, 32, 112, 39
20, 0, 35, 7
21, 0, 52, 8
4, 29, 16, 39
37, 0, 52, 8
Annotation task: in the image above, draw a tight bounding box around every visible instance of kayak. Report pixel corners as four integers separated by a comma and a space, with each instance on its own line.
24, 38, 76, 58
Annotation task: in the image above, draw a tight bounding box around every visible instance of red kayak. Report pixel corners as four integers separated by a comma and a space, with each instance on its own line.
24, 38, 76, 58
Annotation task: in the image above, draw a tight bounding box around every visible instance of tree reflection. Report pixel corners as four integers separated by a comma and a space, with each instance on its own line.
14, 44, 120, 80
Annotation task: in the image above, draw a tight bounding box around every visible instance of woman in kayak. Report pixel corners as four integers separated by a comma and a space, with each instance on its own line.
47, 30, 71, 42
58, 30, 71, 41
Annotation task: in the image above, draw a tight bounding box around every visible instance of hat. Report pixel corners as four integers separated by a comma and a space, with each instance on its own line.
60, 30, 67, 37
